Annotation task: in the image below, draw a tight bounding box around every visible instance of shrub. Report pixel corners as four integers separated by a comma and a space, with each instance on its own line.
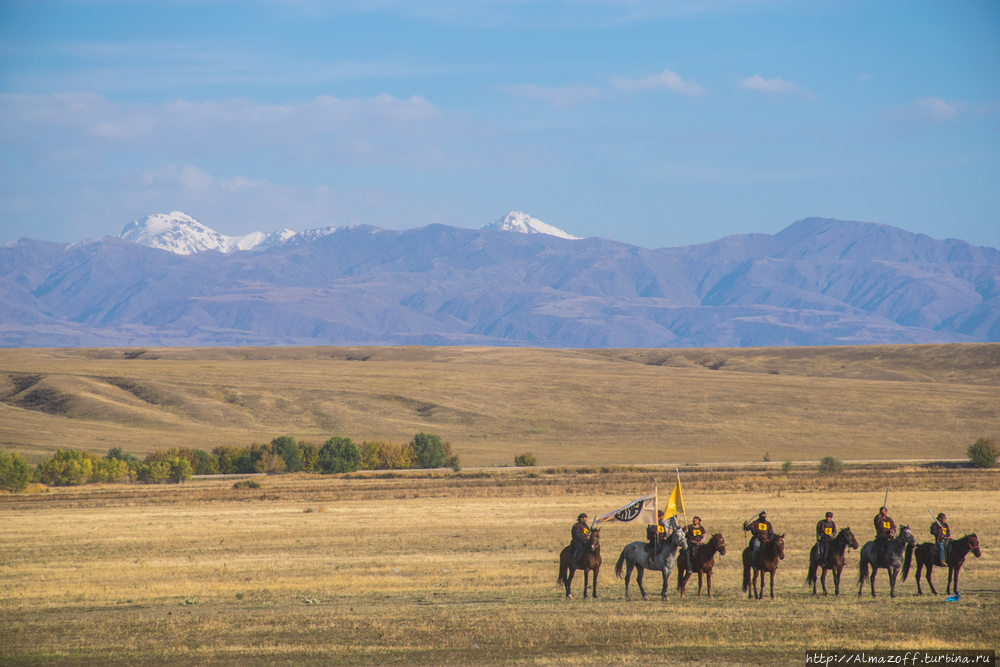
967, 437, 998, 469
319, 436, 361, 474
233, 480, 263, 490
763, 452, 771, 462
817, 456, 844, 475
0, 450, 33, 492
360, 441, 413, 470
781, 460, 792, 474
514, 453, 537, 467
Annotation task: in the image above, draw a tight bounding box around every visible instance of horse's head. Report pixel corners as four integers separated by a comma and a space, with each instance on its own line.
773, 534, 786, 560
673, 526, 688, 550
712, 533, 727, 556
589, 529, 601, 551
968, 534, 982, 558
842, 526, 859, 550
899, 526, 915, 546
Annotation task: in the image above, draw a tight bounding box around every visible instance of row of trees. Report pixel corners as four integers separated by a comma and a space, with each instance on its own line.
0, 432, 461, 491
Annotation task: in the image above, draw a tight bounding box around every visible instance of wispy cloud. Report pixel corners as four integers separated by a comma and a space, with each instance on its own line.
500, 83, 601, 108
0, 92, 482, 170
739, 74, 797, 93
881, 96, 967, 124
609, 68, 706, 96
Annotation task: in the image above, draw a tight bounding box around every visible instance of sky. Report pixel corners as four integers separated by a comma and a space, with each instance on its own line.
0, 0, 998, 250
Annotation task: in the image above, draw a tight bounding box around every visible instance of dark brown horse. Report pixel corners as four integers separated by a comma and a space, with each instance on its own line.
908, 534, 981, 596
557, 529, 601, 599
742, 534, 785, 600
677, 533, 727, 598
806, 527, 859, 596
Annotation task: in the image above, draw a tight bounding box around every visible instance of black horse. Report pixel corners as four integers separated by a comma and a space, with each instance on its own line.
909, 534, 982, 596
806, 527, 859, 596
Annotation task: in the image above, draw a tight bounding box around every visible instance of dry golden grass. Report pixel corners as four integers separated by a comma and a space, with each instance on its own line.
0, 470, 997, 666
0, 344, 997, 466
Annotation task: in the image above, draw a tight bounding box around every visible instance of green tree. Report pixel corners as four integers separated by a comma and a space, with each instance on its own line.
514, 453, 537, 467
319, 437, 361, 474
92, 458, 130, 483
408, 432, 460, 470
167, 457, 193, 483
35, 449, 95, 486
0, 450, 33, 492
299, 442, 321, 472
967, 437, 998, 469
271, 436, 303, 473
360, 441, 414, 470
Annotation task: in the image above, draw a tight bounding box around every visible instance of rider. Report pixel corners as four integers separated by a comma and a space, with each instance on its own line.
816, 511, 836, 565
572, 513, 591, 566
743, 511, 773, 567
683, 516, 707, 573
646, 510, 669, 551
873, 506, 896, 560
930, 512, 950, 566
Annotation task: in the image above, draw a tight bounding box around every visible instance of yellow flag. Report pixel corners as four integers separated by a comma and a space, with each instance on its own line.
664, 478, 684, 517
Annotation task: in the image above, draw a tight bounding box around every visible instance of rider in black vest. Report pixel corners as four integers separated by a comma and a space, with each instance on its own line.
572, 513, 590, 566
744, 511, 773, 566
816, 511, 836, 564
873, 506, 896, 560
930, 512, 950, 566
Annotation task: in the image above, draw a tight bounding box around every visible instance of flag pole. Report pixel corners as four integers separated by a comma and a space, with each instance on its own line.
676, 467, 686, 529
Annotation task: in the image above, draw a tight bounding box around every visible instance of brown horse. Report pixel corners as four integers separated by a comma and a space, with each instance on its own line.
908, 534, 981, 596
677, 533, 727, 598
557, 529, 601, 599
742, 534, 785, 600
806, 527, 859, 596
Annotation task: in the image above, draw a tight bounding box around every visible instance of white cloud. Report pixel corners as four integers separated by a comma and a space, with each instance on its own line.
0, 92, 471, 170
740, 74, 798, 93
609, 68, 706, 96
881, 97, 967, 124
501, 83, 602, 108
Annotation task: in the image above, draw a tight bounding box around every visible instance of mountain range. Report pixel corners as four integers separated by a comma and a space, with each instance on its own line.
1, 212, 997, 348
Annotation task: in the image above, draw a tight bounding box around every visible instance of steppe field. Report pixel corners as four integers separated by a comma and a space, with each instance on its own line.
0, 343, 998, 665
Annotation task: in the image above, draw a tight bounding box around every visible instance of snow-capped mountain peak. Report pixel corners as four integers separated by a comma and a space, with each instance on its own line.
118, 212, 296, 255
481, 211, 579, 240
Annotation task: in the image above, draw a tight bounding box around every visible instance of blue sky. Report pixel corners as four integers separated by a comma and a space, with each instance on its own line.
1, 0, 998, 249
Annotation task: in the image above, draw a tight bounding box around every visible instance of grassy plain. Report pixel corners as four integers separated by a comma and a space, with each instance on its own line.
0, 343, 997, 466
0, 469, 998, 666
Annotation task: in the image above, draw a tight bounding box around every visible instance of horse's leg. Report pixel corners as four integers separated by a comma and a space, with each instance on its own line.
888, 567, 897, 599
951, 564, 961, 596
592, 568, 599, 599
915, 561, 924, 595
565, 567, 575, 598
582, 569, 590, 599
636, 566, 648, 601
623, 563, 633, 601
832, 566, 840, 597
769, 570, 775, 599
926, 563, 937, 596
869, 567, 878, 598
677, 568, 688, 597
698, 572, 705, 597
820, 568, 828, 596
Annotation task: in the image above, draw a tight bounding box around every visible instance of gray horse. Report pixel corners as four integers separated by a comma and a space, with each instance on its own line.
857, 525, 915, 598
614, 525, 687, 601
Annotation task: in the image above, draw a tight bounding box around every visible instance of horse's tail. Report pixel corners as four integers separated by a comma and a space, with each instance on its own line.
858, 550, 870, 586
902, 542, 914, 581
741, 554, 751, 593
806, 547, 817, 586
615, 548, 628, 580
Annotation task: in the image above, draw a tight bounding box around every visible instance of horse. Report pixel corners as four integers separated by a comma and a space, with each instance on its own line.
806, 527, 859, 596
558, 529, 602, 599
615, 526, 687, 601
677, 533, 727, 598
908, 534, 981, 596
857, 526, 915, 598
742, 534, 785, 599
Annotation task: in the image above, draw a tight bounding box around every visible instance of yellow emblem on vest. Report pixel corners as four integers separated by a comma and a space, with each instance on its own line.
824, 527, 833, 535
693, 529, 702, 537
758, 523, 767, 531
882, 521, 891, 529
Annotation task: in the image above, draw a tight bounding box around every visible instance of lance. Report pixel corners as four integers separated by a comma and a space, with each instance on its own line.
882, 487, 889, 509
927, 509, 943, 527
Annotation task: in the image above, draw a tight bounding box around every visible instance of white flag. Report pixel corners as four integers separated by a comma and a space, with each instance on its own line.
593, 493, 658, 528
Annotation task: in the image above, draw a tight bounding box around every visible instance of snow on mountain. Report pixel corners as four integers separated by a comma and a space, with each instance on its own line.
119, 212, 298, 255
481, 211, 579, 240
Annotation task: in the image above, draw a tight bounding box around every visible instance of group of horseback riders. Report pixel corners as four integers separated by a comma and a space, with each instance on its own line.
571, 504, 955, 572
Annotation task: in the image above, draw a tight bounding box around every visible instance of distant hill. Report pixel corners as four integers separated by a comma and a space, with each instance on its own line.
1, 215, 997, 348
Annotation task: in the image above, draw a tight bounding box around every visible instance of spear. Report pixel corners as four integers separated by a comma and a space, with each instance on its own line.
883, 487, 889, 509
